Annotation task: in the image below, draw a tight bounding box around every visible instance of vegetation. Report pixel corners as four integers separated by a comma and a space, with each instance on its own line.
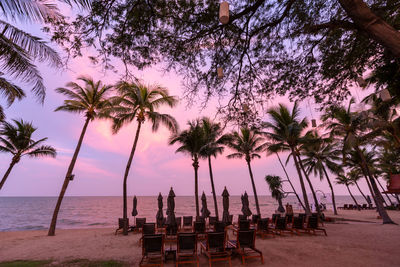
0, 119, 56, 190
265, 175, 285, 213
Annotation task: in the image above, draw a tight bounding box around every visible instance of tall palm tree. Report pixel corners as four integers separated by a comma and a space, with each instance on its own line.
322, 98, 395, 224
0, 119, 56, 190
348, 169, 369, 203
301, 132, 341, 215
335, 173, 360, 210
226, 127, 266, 216
48, 76, 114, 236
113, 81, 178, 235
170, 119, 205, 218
265, 175, 285, 212
200, 117, 231, 220
0, 1, 90, 118
263, 102, 313, 214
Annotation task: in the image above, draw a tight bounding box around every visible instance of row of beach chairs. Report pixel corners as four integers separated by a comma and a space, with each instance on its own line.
338, 204, 374, 210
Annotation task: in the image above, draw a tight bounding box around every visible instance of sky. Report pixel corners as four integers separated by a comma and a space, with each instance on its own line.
0, 5, 377, 198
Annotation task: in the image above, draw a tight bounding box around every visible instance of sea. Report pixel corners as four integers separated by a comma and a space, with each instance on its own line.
0, 195, 367, 232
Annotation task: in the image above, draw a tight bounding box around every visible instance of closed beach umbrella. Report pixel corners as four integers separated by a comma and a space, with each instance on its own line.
241, 192, 252, 217
166, 187, 176, 226
222, 186, 230, 224
201, 191, 211, 219
132, 196, 138, 216
156, 193, 164, 223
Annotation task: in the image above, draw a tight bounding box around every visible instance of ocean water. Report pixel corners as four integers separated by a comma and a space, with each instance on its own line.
0, 195, 367, 232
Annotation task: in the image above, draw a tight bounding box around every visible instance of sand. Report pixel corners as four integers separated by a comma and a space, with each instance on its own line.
1, 210, 400, 266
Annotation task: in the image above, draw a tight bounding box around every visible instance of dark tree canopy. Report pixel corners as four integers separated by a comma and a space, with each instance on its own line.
48, 0, 400, 121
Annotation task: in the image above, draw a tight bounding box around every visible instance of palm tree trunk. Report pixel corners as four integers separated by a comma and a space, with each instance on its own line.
375, 176, 394, 206
321, 165, 338, 215
208, 156, 219, 219
290, 148, 311, 215
276, 153, 305, 210
355, 146, 395, 224
48, 117, 90, 236
297, 154, 321, 215
0, 160, 17, 190
354, 180, 369, 203
246, 159, 261, 216
193, 155, 200, 217
121, 120, 143, 235
346, 184, 360, 208
277, 196, 285, 213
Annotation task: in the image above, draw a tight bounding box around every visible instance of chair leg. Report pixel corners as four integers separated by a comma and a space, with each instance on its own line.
261, 253, 264, 264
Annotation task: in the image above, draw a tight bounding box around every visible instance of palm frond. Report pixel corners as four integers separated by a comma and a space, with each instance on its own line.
0, 0, 61, 22
26, 145, 56, 158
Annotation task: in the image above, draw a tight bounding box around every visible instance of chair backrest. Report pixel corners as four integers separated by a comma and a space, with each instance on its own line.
207, 232, 226, 251
238, 214, 247, 222
271, 213, 281, 224
237, 230, 255, 248
177, 233, 197, 253
285, 214, 293, 224
166, 223, 178, 235
136, 218, 146, 228
157, 218, 165, 228
238, 220, 250, 230
292, 216, 304, 229
307, 216, 318, 229
257, 218, 268, 231
175, 217, 182, 228
298, 213, 307, 222
194, 221, 206, 233
362, 204, 367, 209
118, 218, 129, 229
349, 204, 354, 209
251, 214, 260, 224
196, 216, 205, 223
209, 216, 217, 226
214, 221, 225, 232
183, 216, 193, 226
275, 217, 286, 230
227, 215, 234, 225
344, 204, 348, 209
142, 234, 164, 256
142, 223, 156, 235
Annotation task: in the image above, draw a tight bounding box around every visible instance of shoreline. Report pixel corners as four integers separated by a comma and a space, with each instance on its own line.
1, 210, 399, 266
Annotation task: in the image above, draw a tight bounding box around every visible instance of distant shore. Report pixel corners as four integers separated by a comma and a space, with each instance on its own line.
1, 210, 399, 266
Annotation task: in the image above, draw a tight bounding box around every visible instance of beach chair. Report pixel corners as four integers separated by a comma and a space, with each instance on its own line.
271, 213, 281, 225
304, 216, 327, 236
251, 215, 260, 225
285, 214, 294, 226
176, 233, 199, 267
214, 221, 226, 233
291, 216, 306, 235
227, 215, 234, 226
200, 231, 232, 267
183, 216, 193, 230
257, 218, 275, 238
298, 213, 307, 224
238, 215, 247, 223
273, 217, 294, 236
193, 221, 206, 241
208, 216, 217, 230
175, 217, 182, 229
228, 229, 264, 265
196, 216, 205, 223
115, 218, 130, 235
362, 204, 368, 210
165, 223, 178, 244
135, 218, 147, 232
139, 223, 157, 245
349, 204, 354, 210
343, 204, 349, 210
139, 234, 164, 267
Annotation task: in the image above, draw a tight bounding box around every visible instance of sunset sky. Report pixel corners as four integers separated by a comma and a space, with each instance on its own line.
0, 11, 374, 198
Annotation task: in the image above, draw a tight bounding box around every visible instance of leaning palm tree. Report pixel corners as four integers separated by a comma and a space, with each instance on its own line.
348, 168, 369, 203
170, 119, 205, 218
263, 102, 314, 214
0, 119, 56, 190
265, 175, 285, 213
301, 132, 341, 215
113, 81, 178, 235
335, 173, 360, 210
200, 117, 231, 220
322, 98, 395, 224
226, 127, 266, 216
48, 76, 115, 236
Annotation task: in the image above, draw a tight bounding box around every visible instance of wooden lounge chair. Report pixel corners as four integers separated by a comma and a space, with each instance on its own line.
175, 217, 182, 229
273, 217, 294, 236
291, 216, 306, 235
200, 231, 232, 267
285, 214, 294, 226
271, 213, 281, 225
238, 215, 247, 223
208, 216, 217, 230
214, 221, 226, 233
140, 234, 164, 267
256, 218, 275, 238
227, 215, 234, 226
165, 223, 178, 244
193, 221, 206, 241
304, 216, 327, 236
362, 204, 368, 210
228, 229, 264, 265
139, 223, 156, 245
176, 233, 199, 267
135, 218, 147, 232
183, 216, 193, 230
115, 218, 131, 235
251, 215, 260, 226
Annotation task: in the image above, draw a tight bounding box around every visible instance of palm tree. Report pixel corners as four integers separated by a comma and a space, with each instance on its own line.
265, 175, 285, 212
263, 102, 313, 214
226, 127, 266, 216
113, 81, 178, 235
200, 117, 231, 220
48, 76, 115, 236
301, 132, 341, 215
0, 1, 90, 118
170, 119, 205, 218
335, 173, 360, 210
348, 169, 369, 203
0, 119, 56, 190
322, 98, 395, 224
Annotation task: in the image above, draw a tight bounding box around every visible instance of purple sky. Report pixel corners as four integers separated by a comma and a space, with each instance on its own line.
0, 14, 378, 198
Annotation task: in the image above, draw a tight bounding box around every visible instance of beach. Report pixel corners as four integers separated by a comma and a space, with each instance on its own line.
1, 210, 399, 266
